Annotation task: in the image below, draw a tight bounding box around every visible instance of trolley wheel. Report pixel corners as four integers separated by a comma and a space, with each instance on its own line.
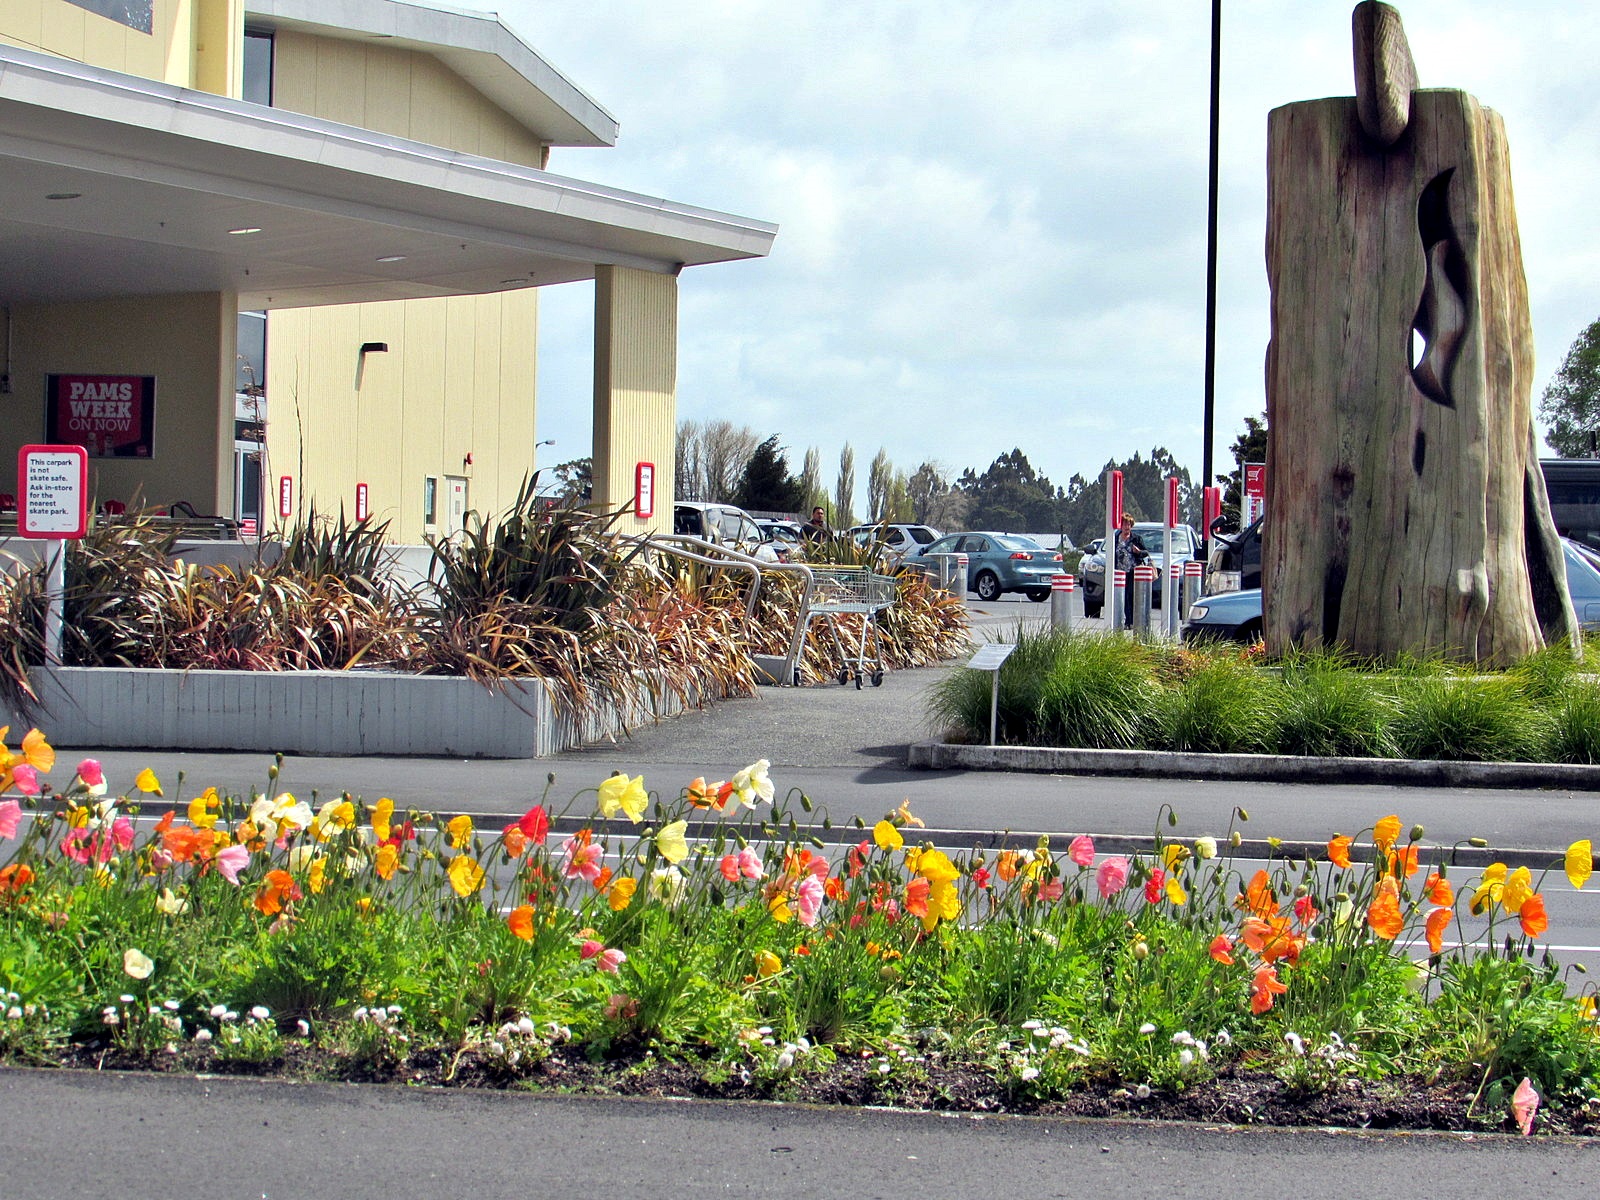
838, 669, 850, 686
855, 672, 863, 690
871, 670, 884, 687
793, 667, 803, 687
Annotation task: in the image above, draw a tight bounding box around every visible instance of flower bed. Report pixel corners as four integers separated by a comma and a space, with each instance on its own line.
1, 725, 1597, 1134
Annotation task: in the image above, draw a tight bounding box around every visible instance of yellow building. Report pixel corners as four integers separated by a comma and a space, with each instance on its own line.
0, 0, 774, 541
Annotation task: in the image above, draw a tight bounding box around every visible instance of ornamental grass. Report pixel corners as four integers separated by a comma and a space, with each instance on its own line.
1, 728, 1598, 1132
932, 626, 1600, 765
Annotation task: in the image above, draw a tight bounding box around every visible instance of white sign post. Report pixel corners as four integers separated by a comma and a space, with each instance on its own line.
966, 642, 1017, 746
17, 444, 88, 664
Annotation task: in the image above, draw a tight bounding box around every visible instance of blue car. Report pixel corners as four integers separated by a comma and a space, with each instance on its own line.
903, 531, 1064, 601
1183, 538, 1600, 644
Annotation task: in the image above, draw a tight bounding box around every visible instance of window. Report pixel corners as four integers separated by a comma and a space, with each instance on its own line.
243, 30, 274, 107
236, 310, 266, 397
423, 477, 438, 527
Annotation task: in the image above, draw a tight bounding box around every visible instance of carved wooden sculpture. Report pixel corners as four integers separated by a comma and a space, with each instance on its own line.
1263, 1, 1576, 664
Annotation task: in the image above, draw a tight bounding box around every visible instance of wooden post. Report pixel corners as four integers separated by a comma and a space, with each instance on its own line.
1262, 3, 1576, 664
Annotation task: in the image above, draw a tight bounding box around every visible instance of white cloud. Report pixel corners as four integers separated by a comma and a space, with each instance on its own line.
516, 0, 1600, 500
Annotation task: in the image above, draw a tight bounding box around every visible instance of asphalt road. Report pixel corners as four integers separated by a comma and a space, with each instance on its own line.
2, 1069, 1595, 1200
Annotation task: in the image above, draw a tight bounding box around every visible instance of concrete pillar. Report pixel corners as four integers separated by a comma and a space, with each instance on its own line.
593, 265, 677, 536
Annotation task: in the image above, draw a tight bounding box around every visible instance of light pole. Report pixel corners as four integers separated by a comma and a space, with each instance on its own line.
534, 438, 555, 471
1202, 0, 1221, 495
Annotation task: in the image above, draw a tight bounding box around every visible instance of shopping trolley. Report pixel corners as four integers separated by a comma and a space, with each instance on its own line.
800, 566, 899, 688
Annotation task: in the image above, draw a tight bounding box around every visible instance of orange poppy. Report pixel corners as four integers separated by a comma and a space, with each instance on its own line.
1209, 934, 1234, 965
501, 826, 528, 858
1250, 965, 1288, 1014
1242, 869, 1276, 918
0, 862, 34, 905
1327, 835, 1353, 869
1423, 872, 1453, 906
1519, 893, 1549, 939
1387, 843, 1420, 878
253, 868, 302, 916
1366, 887, 1403, 941
904, 876, 931, 919
1425, 906, 1453, 954
507, 904, 535, 941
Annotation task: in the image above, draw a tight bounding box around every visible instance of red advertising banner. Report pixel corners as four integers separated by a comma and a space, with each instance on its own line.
1244, 462, 1267, 499
1108, 469, 1124, 527
45, 374, 156, 458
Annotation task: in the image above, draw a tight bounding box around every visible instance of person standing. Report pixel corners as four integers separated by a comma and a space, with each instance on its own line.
801, 505, 830, 543
1112, 514, 1149, 628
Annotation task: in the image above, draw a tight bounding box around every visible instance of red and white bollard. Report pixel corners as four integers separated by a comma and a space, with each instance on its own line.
1132, 563, 1158, 635
1050, 572, 1075, 629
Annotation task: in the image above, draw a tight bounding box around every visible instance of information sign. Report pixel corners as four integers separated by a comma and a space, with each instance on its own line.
17, 444, 88, 539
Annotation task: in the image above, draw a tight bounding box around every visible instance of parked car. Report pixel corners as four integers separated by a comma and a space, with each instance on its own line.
757, 518, 805, 558
1205, 514, 1263, 595
846, 523, 942, 564
1182, 538, 1600, 643
1077, 523, 1202, 618
902, 531, 1063, 601
673, 502, 784, 562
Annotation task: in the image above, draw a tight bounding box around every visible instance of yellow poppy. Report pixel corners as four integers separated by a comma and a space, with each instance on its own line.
1372, 815, 1401, 853
371, 798, 394, 843
446, 814, 474, 849
134, 768, 162, 797
1165, 876, 1188, 906
188, 788, 220, 829
1567, 840, 1593, 891
1500, 866, 1534, 916
375, 844, 399, 881
598, 774, 648, 823
755, 950, 783, 978
447, 853, 485, 898
656, 820, 689, 865
608, 876, 637, 911
1471, 863, 1508, 915
873, 820, 903, 851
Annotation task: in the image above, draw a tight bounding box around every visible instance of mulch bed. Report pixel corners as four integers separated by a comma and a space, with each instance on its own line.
31, 1042, 1599, 1135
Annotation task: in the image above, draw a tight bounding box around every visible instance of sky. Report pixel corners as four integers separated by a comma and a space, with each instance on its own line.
498, 1, 1600, 500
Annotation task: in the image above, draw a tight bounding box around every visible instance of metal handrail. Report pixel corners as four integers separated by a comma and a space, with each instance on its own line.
645, 535, 819, 684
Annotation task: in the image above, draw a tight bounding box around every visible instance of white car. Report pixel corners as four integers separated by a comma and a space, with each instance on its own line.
673, 502, 785, 562
845, 523, 942, 563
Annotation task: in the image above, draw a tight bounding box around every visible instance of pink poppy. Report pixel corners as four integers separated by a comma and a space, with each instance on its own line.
719, 854, 742, 883
561, 836, 603, 883
214, 843, 251, 885
1513, 1077, 1539, 1136
1096, 856, 1130, 898
737, 847, 764, 880
1068, 835, 1095, 868
11, 766, 39, 797
0, 800, 21, 840
76, 759, 104, 788
597, 948, 626, 974
796, 875, 825, 927
1037, 879, 1065, 903
579, 939, 604, 961
111, 816, 135, 852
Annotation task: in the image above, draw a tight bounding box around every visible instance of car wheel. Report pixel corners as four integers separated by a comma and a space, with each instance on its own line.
1026, 589, 1049, 603
974, 571, 1001, 601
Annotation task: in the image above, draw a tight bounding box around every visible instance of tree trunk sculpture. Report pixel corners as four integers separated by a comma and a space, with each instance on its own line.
1263, 1, 1576, 664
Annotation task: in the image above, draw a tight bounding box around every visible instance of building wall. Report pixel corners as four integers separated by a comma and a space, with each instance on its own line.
263, 27, 546, 543
593, 266, 676, 537
265, 290, 537, 542
0, 0, 242, 94
1, 292, 236, 513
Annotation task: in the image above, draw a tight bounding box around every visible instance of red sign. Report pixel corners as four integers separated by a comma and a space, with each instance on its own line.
1166, 475, 1180, 526
635, 462, 655, 519
45, 374, 156, 458
1244, 463, 1267, 499
1108, 469, 1124, 527
17, 444, 88, 539
1202, 485, 1222, 532
278, 476, 293, 519
355, 482, 369, 521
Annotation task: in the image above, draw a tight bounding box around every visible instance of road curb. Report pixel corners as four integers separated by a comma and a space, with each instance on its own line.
906, 740, 1600, 792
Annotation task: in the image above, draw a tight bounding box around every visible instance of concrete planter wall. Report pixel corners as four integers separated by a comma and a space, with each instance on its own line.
4, 667, 695, 758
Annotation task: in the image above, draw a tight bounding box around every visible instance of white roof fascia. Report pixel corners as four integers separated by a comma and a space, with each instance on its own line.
244, 0, 619, 148
0, 45, 775, 273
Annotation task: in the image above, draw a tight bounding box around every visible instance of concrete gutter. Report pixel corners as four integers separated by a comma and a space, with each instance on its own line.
907, 740, 1600, 792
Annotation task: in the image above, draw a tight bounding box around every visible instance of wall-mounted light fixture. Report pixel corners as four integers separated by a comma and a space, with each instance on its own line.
359, 342, 388, 356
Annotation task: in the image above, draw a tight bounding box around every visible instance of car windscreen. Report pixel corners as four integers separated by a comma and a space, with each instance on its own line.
995, 535, 1042, 550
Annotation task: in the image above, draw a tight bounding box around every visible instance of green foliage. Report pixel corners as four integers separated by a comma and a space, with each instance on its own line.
733, 435, 804, 514
1274, 654, 1397, 758
1538, 317, 1600, 458
1156, 656, 1278, 753
1389, 676, 1551, 762
1546, 679, 1600, 764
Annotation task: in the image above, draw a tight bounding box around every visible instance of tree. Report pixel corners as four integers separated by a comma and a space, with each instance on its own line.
547, 457, 592, 504
676, 419, 761, 501
957, 449, 1062, 532
1218, 414, 1268, 528
866, 448, 894, 522
799, 447, 824, 513
907, 461, 967, 529
733, 435, 804, 513
1539, 318, 1600, 457
834, 444, 857, 528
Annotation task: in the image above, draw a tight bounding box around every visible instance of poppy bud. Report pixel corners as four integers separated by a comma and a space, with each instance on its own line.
1410, 824, 1425, 842
799, 793, 814, 812
268, 765, 279, 781
1229, 831, 1242, 848
1469, 837, 1489, 848
809, 836, 825, 850
1236, 807, 1250, 822
1167, 811, 1178, 827
1132, 940, 1149, 961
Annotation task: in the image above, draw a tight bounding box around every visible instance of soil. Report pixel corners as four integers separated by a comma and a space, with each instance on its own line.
35, 1041, 1600, 1136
